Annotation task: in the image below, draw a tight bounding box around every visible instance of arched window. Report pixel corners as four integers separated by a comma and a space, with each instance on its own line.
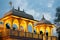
13, 24, 18, 30
6, 23, 10, 29
28, 25, 32, 33
0, 22, 3, 24
40, 31, 43, 34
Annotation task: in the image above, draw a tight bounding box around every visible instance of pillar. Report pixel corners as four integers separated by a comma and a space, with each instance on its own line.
17, 18, 21, 30
10, 18, 14, 29
32, 22, 34, 33
25, 20, 29, 32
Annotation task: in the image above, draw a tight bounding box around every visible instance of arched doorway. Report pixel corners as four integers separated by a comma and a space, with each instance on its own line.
6, 23, 10, 29
28, 24, 32, 33
0, 22, 3, 24
20, 20, 27, 32
12, 24, 18, 30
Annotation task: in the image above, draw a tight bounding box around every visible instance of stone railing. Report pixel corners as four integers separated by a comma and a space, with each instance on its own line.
4, 29, 57, 40
5, 29, 43, 39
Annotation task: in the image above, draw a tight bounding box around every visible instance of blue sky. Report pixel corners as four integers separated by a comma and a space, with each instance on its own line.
0, 0, 60, 36
0, 0, 60, 23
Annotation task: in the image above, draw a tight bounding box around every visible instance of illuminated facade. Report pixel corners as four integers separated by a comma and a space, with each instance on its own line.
0, 7, 57, 40
35, 16, 54, 36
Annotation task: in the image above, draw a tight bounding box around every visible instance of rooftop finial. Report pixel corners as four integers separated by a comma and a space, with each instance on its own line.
42, 15, 45, 20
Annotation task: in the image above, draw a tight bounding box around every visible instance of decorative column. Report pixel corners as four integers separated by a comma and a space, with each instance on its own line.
10, 17, 14, 29
43, 24, 47, 40
25, 20, 29, 32
32, 22, 34, 33
17, 18, 21, 30
50, 27, 51, 36
44, 24, 46, 36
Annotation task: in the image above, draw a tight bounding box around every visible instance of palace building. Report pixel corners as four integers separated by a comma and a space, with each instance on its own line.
0, 7, 57, 40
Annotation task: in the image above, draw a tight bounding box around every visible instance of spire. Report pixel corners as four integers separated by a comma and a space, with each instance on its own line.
41, 15, 45, 20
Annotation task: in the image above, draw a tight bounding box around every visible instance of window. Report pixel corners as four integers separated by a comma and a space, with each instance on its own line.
40, 31, 43, 34
13, 24, 18, 30
28, 25, 32, 33
6, 23, 10, 29
0, 22, 3, 24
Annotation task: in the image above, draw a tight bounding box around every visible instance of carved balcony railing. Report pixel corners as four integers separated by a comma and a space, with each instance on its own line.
5, 29, 43, 40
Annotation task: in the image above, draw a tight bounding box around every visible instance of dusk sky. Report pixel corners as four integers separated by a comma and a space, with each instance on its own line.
0, 0, 60, 36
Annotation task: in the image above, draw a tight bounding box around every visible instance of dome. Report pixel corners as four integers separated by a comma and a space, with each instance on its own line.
37, 15, 52, 24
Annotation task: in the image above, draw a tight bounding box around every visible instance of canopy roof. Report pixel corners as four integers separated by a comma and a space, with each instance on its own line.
36, 15, 52, 25
4, 7, 34, 20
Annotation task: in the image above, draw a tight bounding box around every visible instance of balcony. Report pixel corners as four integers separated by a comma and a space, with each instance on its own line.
5, 29, 43, 40
0, 29, 57, 40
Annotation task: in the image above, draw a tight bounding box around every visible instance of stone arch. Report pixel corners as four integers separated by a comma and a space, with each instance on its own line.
20, 20, 27, 32
28, 22, 33, 33
4, 19, 12, 29
40, 27, 45, 34
13, 19, 19, 30
12, 24, 18, 30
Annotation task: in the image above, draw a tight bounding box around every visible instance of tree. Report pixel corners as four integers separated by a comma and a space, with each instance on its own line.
54, 7, 60, 40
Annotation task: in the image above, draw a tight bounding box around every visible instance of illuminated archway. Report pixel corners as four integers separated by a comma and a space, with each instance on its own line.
12, 24, 18, 30
13, 19, 19, 30
40, 27, 44, 34
20, 20, 27, 32
4, 19, 12, 29
28, 24, 32, 33
46, 27, 50, 36
28, 22, 33, 33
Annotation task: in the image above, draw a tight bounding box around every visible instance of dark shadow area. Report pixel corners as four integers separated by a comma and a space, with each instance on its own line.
6, 23, 10, 29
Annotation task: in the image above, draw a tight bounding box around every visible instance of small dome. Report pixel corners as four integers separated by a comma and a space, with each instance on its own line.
37, 15, 52, 24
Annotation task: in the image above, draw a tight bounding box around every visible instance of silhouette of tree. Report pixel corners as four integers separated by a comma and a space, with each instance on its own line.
54, 7, 60, 40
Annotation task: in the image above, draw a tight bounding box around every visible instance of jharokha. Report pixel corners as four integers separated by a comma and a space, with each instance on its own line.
0, 7, 57, 40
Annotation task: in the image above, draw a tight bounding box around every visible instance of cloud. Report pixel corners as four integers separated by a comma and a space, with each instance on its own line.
13, 0, 43, 20
26, 9, 41, 20
47, 0, 54, 8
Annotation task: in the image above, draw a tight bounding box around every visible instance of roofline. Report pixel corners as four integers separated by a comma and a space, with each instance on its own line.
1, 15, 39, 23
